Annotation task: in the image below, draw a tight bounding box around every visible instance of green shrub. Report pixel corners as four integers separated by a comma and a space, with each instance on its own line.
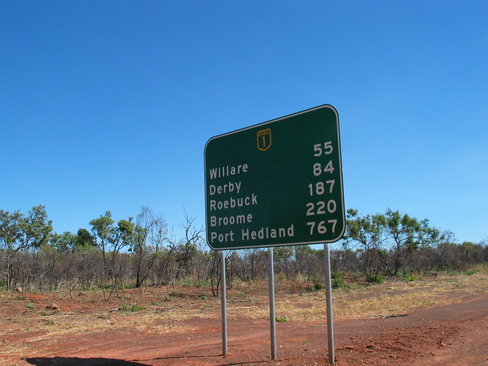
331, 271, 342, 279
366, 274, 383, 283
404, 273, 418, 282
181, 278, 192, 287
120, 304, 144, 312
331, 272, 345, 288
332, 277, 345, 288
307, 283, 323, 292
162, 294, 172, 302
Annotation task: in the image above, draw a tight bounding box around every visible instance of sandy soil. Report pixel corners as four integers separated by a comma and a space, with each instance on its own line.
1, 278, 487, 366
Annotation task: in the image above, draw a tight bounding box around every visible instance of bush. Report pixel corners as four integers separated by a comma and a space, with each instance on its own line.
366, 274, 383, 283
331, 271, 345, 288
403, 273, 418, 282
306, 283, 323, 292
332, 277, 345, 288
120, 304, 144, 312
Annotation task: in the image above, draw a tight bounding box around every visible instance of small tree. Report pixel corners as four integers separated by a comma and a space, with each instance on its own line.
0, 206, 53, 290
76, 228, 96, 251
383, 209, 426, 276
344, 209, 386, 281
167, 210, 204, 280
89, 212, 114, 270
132, 207, 168, 288
89, 211, 136, 299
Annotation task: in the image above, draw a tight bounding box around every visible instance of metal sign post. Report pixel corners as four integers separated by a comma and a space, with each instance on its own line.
268, 247, 277, 360
220, 250, 228, 355
324, 243, 335, 364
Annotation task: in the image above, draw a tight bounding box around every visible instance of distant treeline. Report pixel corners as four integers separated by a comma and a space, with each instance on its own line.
1, 206, 487, 297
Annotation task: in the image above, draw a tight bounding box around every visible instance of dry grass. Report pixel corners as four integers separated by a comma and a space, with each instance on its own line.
227, 264, 488, 322
275, 265, 488, 321
1, 265, 487, 345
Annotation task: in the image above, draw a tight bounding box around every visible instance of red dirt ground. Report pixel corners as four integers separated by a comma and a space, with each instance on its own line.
1, 283, 487, 366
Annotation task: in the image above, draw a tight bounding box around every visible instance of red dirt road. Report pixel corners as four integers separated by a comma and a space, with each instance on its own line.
2, 294, 487, 366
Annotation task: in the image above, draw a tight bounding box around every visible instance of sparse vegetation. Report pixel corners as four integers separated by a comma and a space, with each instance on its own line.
0, 206, 487, 296
0, 266, 486, 347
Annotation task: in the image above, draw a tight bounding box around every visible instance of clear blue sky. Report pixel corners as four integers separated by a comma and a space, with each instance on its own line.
1, 1, 487, 246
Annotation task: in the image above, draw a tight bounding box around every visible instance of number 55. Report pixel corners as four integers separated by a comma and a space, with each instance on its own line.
314, 141, 333, 156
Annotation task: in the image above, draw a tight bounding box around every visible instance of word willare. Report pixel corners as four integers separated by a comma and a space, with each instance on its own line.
208, 164, 248, 179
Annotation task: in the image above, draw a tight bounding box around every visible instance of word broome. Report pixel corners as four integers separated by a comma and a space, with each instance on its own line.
204, 104, 345, 250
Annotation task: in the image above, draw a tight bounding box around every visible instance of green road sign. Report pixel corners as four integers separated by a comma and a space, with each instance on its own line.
204, 104, 345, 250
